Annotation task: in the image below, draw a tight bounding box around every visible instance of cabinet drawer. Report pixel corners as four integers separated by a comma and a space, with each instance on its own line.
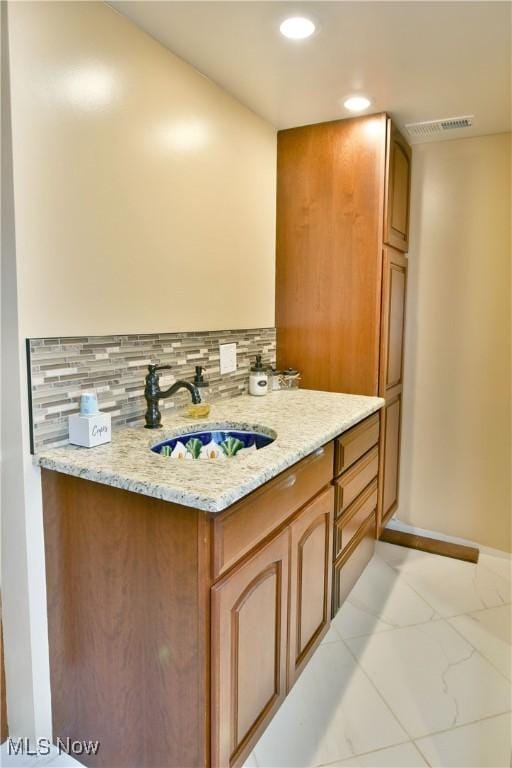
334, 413, 380, 477
212, 442, 334, 580
332, 514, 376, 615
334, 445, 379, 517
334, 479, 377, 559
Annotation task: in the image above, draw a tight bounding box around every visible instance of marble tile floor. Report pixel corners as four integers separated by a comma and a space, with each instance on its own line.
246, 541, 511, 768
2, 542, 510, 768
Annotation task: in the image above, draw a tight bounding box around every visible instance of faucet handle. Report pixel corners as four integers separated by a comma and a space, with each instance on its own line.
148, 363, 172, 373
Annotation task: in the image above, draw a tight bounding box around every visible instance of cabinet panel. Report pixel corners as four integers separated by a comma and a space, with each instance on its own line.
333, 514, 376, 615
381, 394, 402, 526
334, 413, 380, 477
380, 247, 407, 396
384, 120, 411, 252
334, 479, 378, 559
288, 488, 333, 688
334, 446, 379, 516
213, 443, 333, 579
276, 113, 387, 395
211, 531, 289, 768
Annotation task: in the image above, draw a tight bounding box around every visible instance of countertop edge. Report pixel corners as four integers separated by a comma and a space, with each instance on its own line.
37, 396, 385, 513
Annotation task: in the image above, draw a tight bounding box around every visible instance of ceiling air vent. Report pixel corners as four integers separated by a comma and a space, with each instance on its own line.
405, 115, 474, 137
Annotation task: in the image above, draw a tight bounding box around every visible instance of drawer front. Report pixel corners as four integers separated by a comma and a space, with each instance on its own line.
334, 479, 377, 559
332, 514, 376, 615
334, 413, 380, 477
335, 445, 379, 517
213, 442, 334, 580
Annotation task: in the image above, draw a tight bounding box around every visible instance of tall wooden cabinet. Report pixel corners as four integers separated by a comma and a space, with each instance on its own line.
276, 113, 411, 537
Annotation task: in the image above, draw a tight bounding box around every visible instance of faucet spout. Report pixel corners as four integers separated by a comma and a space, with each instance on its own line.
160, 380, 202, 405
144, 365, 202, 429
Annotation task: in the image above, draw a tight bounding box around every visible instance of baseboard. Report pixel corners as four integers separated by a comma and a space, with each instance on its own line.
386, 516, 512, 560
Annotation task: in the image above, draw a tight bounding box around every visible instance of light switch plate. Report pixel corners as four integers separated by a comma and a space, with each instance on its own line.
219, 343, 237, 374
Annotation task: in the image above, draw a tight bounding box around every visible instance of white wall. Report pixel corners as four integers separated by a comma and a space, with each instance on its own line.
8, 1, 276, 339
2, 0, 276, 740
398, 133, 511, 552
2, 1, 52, 740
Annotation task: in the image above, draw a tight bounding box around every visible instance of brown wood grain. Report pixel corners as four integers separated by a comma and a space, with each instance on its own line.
211, 530, 289, 768
275, 113, 387, 396
334, 413, 380, 477
42, 470, 211, 768
379, 528, 479, 563
334, 446, 379, 516
379, 393, 402, 529
379, 247, 408, 399
334, 479, 378, 559
287, 487, 333, 690
332, 514, 376, 615
377, 246, 407, 535
384, 119, 412, 252
213, 443, 333, 579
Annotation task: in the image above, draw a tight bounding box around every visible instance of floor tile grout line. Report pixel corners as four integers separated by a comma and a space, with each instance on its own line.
316, 738, 426, 767
417, 708, 512, 737
412, 737, 434, 768
339, 591, 512, 643
340, 621, 512, 745
371, 555, 444, 621
445, 615, 512, 686
339, 636, 417, 743
373, 552, 511, 619
376, 547, 512, 592
411, 708, 512, 764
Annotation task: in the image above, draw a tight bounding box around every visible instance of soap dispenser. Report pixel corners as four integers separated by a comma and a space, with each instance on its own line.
249, 355, 269, 397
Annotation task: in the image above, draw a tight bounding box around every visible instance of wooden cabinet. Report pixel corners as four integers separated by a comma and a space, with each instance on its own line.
288, 488, 333, 689
334, 413, 380, 476
276, 113, 388, 396
378, 247, 407, 528
212, 444, 333, 579
211, 483, 334, 767
41, 420, 378, 768
380, 247, 407, 397
276, 114, 411, 540
380, 393, 402, 525
211, 530, 289, 768
333, 514, 376, 614
384, 120, 412, 252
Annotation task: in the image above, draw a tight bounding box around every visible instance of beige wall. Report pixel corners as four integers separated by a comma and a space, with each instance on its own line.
398, 133, 511, 552
8, 1, 276, 338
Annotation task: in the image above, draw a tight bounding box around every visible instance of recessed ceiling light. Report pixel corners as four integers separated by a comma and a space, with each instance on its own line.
344, 96, 372, 112
279, 16, 316, 40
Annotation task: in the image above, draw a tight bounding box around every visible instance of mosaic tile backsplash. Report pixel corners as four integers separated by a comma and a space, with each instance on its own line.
28, 328, 276, 453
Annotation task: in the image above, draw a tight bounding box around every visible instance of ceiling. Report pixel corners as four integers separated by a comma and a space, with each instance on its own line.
110, 1, 511, 142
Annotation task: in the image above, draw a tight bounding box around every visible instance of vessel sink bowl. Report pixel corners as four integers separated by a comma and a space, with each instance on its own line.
151, 426, 276, 460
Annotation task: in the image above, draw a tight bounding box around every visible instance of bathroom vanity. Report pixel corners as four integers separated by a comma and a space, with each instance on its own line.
38, 391, 383, 768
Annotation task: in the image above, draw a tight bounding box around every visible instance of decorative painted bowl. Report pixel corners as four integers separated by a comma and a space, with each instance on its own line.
151, 429, 275, 460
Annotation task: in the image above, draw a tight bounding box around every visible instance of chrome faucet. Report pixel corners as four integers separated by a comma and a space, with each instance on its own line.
144, 364, 201, 429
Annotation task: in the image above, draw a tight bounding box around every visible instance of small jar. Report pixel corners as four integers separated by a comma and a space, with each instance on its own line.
281, 368, 301, 390
249, 355, 268, 396
268, 368, 283, 391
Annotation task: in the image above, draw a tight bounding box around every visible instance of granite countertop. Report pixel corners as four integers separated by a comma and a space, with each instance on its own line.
36, 390, 385, 513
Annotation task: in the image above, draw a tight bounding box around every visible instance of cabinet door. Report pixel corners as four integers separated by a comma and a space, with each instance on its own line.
380, 393, 403, 526
288, 487, 334, 689
384, 120, 412, 252
380, 247, 407, 398
211, 530, 289, 768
